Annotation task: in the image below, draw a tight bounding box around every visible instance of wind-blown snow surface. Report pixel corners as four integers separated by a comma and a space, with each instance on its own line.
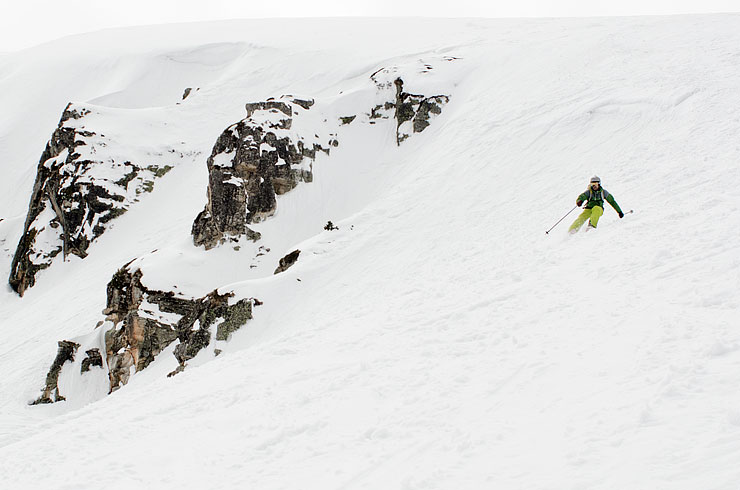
1, 16, 740, 490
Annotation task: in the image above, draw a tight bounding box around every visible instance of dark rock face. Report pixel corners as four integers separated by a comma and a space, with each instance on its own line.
32, 340, 80, 405
366, 56, 454, 142
9, 103, 174, 296
368, 74, 450, 145
80, 349, 103, 373
32, 264, 257, 401
274, 250, 301, 275
192, 96, 335, 250
394, 78, 449, 144
102, 265, 255, 389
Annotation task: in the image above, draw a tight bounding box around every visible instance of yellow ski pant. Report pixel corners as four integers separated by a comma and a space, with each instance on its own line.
569, 206, 603, 233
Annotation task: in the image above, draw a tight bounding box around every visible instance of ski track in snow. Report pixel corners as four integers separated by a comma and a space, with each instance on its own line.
1, 15, 740, 490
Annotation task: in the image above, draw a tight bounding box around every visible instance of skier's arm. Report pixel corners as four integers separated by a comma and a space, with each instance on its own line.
606, 194, 624, 217
576, 192, 588, 206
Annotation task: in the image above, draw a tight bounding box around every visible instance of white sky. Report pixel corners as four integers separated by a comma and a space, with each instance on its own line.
2, 0, 740, 52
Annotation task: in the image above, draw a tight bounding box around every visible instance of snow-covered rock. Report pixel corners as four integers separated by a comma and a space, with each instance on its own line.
32, 262, 256, 403
192, 96, 336, 249
191, 70, 451, 250
369, 68, 452, 144
9, 103, 177, 295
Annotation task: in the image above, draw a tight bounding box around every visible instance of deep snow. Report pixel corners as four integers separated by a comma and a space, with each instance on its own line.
1, 15, 740, 490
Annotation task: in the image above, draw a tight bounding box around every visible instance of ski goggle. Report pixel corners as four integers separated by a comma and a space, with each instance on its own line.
590, 181, 600, 185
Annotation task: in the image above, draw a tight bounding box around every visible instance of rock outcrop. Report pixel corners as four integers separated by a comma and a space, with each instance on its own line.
274, 250, 300, 274
103, 265, 255, 389
368, 72, 450, 145
192, 96, 337, 249
393, 78, 449, 144
191, 78, 448, 251
9, 103, 174, 296
27, 58, 456, 405
31, 263, 257, 402
32, 340, 80, 404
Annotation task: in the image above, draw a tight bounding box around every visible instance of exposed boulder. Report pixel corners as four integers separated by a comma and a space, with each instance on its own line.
192, 96, 336, 249
274, 249, 301, 275
31, 263, 258, 402
182, 87, 200, 100
9, 103, 174, 296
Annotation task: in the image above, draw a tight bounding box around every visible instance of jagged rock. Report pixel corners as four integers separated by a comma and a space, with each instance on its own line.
274, 250, 300, 274
102, 265, 255, 388
9, 103, 174, 296
291, 98, 315, 110
192, 96, 336, 249
80, 349, 103, 373
368, 66, 451, 145
216, 299, 254, 341
31, 340, 79, 405
99, 266, 181, 389
393, 78, 449, 145
32, 264, 257, 402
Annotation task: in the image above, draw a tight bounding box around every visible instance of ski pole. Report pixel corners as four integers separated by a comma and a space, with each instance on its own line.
545, 205, 579, 234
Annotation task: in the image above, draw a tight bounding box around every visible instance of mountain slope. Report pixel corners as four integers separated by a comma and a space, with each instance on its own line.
1, 16, 739, 490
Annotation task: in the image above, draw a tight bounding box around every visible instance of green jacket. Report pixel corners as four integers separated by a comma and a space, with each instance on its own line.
577, 187, 623, 214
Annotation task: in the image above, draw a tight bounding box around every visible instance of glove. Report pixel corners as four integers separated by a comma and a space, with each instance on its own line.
576, 200, 583, 207
618, 212, 624, 218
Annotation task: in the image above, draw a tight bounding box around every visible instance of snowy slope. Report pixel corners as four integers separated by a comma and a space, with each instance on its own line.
1, 15, 740, 490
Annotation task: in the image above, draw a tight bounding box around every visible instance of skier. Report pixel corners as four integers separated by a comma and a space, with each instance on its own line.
568, 176, 624, 233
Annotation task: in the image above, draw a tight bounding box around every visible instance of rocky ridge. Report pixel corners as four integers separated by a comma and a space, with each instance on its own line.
192, 66, 452, 250
32, 262, 256, 404
9, 103, 177, 296
26, 59, 454, 404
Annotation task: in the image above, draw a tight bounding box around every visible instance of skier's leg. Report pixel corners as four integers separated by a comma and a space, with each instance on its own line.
569, 209, 592, 233
589, 206, 604, 227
